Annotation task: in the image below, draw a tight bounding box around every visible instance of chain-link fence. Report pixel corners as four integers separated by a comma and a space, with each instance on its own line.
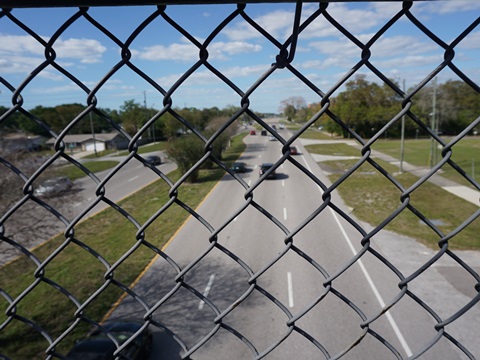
1, 1, 479, 359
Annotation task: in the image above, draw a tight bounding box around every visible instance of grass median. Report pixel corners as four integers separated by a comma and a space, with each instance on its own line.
305, 142, 480, 250
0, 133, 247, 359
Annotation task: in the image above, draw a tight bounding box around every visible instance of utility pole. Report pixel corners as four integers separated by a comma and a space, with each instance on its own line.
430, 77, 437, 169
400, 78, 405, 174
144, 91, 156, 143
89, 112, 97, 157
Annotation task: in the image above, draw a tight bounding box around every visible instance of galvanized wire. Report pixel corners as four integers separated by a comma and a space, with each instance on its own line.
0, 1, 479, 360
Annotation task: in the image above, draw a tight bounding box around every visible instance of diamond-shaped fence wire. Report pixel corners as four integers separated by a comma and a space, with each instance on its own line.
0, 1, 479, 359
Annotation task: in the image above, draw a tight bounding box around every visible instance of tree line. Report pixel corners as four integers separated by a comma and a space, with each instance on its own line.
280, 75, 480, 138
0, 100, 258, 141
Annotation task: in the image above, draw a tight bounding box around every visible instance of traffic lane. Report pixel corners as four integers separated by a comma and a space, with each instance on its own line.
237, 160, 400, 358
109, 134, 368, 358
106, 135, 280, 358
163, 134, 370, 357
73, 155, 176, 217
160, 136, 397, 358
287, 138, 465, 359
251, 129, 466, 359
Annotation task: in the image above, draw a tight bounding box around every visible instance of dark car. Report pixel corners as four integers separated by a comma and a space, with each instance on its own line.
35, 176, 73, 196
259, 162, 276, 179
289, 146, 298, 155
231, 162, 247, 173
261, 130, 267, 136
144, 155, 161, 166
67, 321, 153, 360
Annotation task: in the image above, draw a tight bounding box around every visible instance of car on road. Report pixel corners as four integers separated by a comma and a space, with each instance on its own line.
35, 176, 73, 196
231, 162, 247, 173
250, 130, 256, 135
66, 321, 153, 360
143, 155, 161, 166
269, 136, 277, 141
289, 146, 298, 155
259, 162, 277, 179
261, 130, 267, 136
279, 123, 285, 129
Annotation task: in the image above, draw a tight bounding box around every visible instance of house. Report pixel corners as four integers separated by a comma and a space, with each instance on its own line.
45, 132, 128, 152
0, 132, 47, 153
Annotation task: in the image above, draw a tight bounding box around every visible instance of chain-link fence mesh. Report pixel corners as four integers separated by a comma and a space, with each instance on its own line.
1, 1, 479, 359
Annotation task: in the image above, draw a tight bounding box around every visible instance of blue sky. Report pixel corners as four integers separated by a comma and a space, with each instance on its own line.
0, 1, 479, 114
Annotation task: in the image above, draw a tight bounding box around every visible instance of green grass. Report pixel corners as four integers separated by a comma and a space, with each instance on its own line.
373, 138, 480, 187
299, 129, 337, 140
304, 143, 360, 157
0, 133, 247, 359
53, 161, 120, 181
317, 156, 480, 250
82, 149, 118, 158
289, 132, 478, 249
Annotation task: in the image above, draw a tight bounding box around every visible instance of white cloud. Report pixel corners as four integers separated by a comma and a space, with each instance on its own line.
54, 38, 106, 64
0, 34, 106, 71
223, 3, 400, 43
457, 30, 480, 50
135, 42, 198, 61
224, 9, 295, 41
136, 40, 261, 62
415, 0, 480, 15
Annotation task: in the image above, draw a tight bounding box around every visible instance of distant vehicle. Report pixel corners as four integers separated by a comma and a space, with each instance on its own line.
35, 176, 73, 196
66, 321, 153, 360
289, 146, 298, 155
261, 130, 267, 136
250, 130, 256, 135
269, 136, 277, 141
272, 124, 277, 130
144, 155, 161, 166
231, 162, 247, 173
279, 124, 285, 129
259, 162, 277, 179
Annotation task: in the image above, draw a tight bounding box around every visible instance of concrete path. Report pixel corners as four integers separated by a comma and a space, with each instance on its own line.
300, 138, 480, 207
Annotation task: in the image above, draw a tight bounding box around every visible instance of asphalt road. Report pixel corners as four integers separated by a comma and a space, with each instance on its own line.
73, 151, 177, 218
108, 130, 477, 359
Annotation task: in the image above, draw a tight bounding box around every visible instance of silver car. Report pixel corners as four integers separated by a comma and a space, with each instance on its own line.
35, 176, 73, 196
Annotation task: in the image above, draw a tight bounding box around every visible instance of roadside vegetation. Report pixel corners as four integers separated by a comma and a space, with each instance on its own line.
280, 75, 479, 140
373, 138, 480, 188
0, 132, 247, 359
304, 140, 480, 250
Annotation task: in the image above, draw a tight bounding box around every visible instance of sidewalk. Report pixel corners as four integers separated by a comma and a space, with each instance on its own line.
300, 138, 480, 207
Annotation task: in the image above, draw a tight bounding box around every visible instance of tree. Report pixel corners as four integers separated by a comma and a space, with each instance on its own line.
333, 75, 401, 138
119, 99, 145, 136
166, 134, 204, 182
279, 96, 307, 122
204, 115, 239, 166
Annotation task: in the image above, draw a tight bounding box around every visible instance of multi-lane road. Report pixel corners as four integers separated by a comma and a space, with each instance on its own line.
108, 128, 477, 359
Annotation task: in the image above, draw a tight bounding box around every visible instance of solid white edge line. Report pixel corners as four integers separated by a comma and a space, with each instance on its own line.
128, 175, 139, 182
284, 207, 287, 220
199, 274, 216, 310
300, 154, 413, 357
287, 272, 294, 308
